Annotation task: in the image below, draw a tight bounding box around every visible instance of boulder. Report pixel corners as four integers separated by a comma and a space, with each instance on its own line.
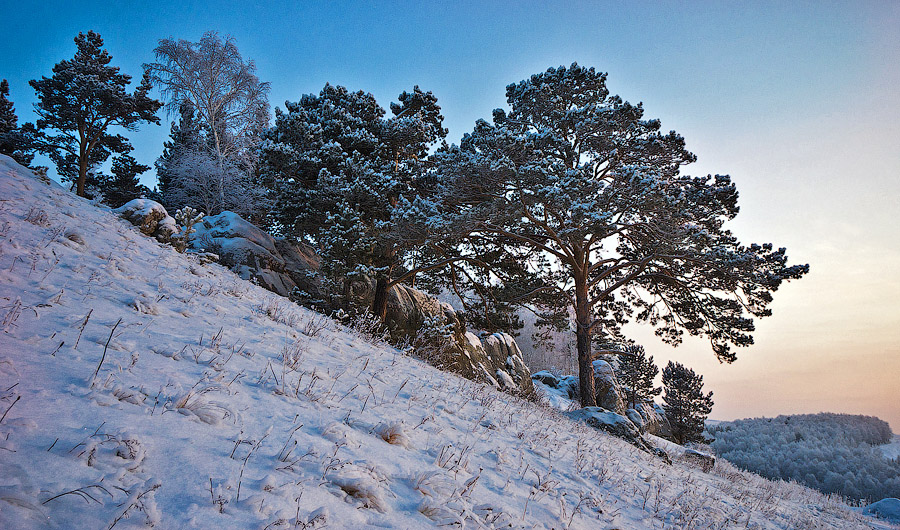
566, 407, 652, 452
114, 199, 176, 243
191, 211, 320, 299
531, 370, 578, 402
681, 448, 716, 472
592, 360, 626, 415
648, 403, 674, 440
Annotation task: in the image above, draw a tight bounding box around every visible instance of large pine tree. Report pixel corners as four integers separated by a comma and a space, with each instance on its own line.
27, 31, 161, 197
662, 361, 714, 445
0, 79, 34, 166
262, 84, 451, 318
440, 63, 808, 407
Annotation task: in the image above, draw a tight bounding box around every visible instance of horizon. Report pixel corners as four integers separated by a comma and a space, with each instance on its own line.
2, 1, 898, 430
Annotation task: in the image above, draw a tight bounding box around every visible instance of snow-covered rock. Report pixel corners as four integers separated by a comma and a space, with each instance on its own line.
863, 498, 900, 523
191, 210, 320, 299
456, 331, 534, 394
114, 198, 177, 243
566, 407, 653, 452
592, 359, 626, 414
682, 448, 716, 472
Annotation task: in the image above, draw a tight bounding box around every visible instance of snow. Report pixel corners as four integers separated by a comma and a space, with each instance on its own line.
864, 498, 900, 523
0, 154, 892, 529
881, 434, 900, 460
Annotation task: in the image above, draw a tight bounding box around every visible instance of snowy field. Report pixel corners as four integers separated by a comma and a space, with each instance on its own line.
0, 154, 892, 529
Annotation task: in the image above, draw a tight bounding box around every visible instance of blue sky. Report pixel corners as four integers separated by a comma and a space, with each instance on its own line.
2, 1, 898, 428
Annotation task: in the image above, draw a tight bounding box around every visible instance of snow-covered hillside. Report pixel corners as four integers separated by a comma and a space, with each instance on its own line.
0, 154, 891, 529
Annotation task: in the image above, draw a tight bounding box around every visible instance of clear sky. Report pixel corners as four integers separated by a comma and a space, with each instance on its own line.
2, 1, 898, 429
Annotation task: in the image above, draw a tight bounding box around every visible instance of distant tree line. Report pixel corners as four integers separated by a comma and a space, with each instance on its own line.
3, 31, 808, 407
708, 413, 899, 502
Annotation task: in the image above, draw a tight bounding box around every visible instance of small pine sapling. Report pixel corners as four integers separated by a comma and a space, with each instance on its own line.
173, 206, 204, 252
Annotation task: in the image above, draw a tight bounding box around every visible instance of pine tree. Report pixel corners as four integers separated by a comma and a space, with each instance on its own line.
262, 84, 453, 319
102, 153, 150, 208
439, 63, 808, 407
616, 345, 661, 410
26, 31, 162, 197
0, 79, 34, 166
662, 361, 714, 445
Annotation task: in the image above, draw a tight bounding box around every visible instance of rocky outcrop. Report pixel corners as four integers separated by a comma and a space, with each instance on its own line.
566, 407, 653, 452
114, 199, 177, 243
350, 277, 534, 394
592, 360, 626, 415
456, 331, 534, 394
191, 211, 321, 300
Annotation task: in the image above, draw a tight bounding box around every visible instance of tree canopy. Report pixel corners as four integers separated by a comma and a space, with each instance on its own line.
28, 31, 161, 197
262, 84, 451, 317
439, 63, 808, 406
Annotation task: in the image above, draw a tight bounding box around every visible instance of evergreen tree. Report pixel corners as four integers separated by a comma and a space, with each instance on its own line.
262, 84, 454, 318
102, 153, 150, 208
0, 79, 34, 166
26, 31, 162, 197
156, 101, 204, 208
616, 344, 661, 410
662, 361, 714, 445
439, 63, 808, 407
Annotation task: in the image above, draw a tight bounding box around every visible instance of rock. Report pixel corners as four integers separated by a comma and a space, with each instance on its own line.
114, 199, 177, 243
863, 498, 900, 523
191, 211, 320, 299
481, 332, 534, 393
566, 407, 652, 452
626, 408, 646, 432
455, 331, 534, 394
592, 360, 626, 415
350, 277, 534, 395
651, 447, 672, 465
648, 403, 674, 440
681, 449, 716, 472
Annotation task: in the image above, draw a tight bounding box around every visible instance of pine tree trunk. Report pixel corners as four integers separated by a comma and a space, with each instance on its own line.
575, 277, 596, 408
372, 276, 389, 322
77, 149, 88, 197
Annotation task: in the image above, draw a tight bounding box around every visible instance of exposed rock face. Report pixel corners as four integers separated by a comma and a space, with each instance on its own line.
114, 199, 176, 243
351, 277, 534, 394
648, 403, 673, 439
191, 211, 320, 300
592, 360, 626, 415
482, 333, 532, 389
566, 407, 653, 452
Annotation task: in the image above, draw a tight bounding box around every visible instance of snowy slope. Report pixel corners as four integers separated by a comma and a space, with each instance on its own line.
0, 154, 891, 529
881, 435, 900, 461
